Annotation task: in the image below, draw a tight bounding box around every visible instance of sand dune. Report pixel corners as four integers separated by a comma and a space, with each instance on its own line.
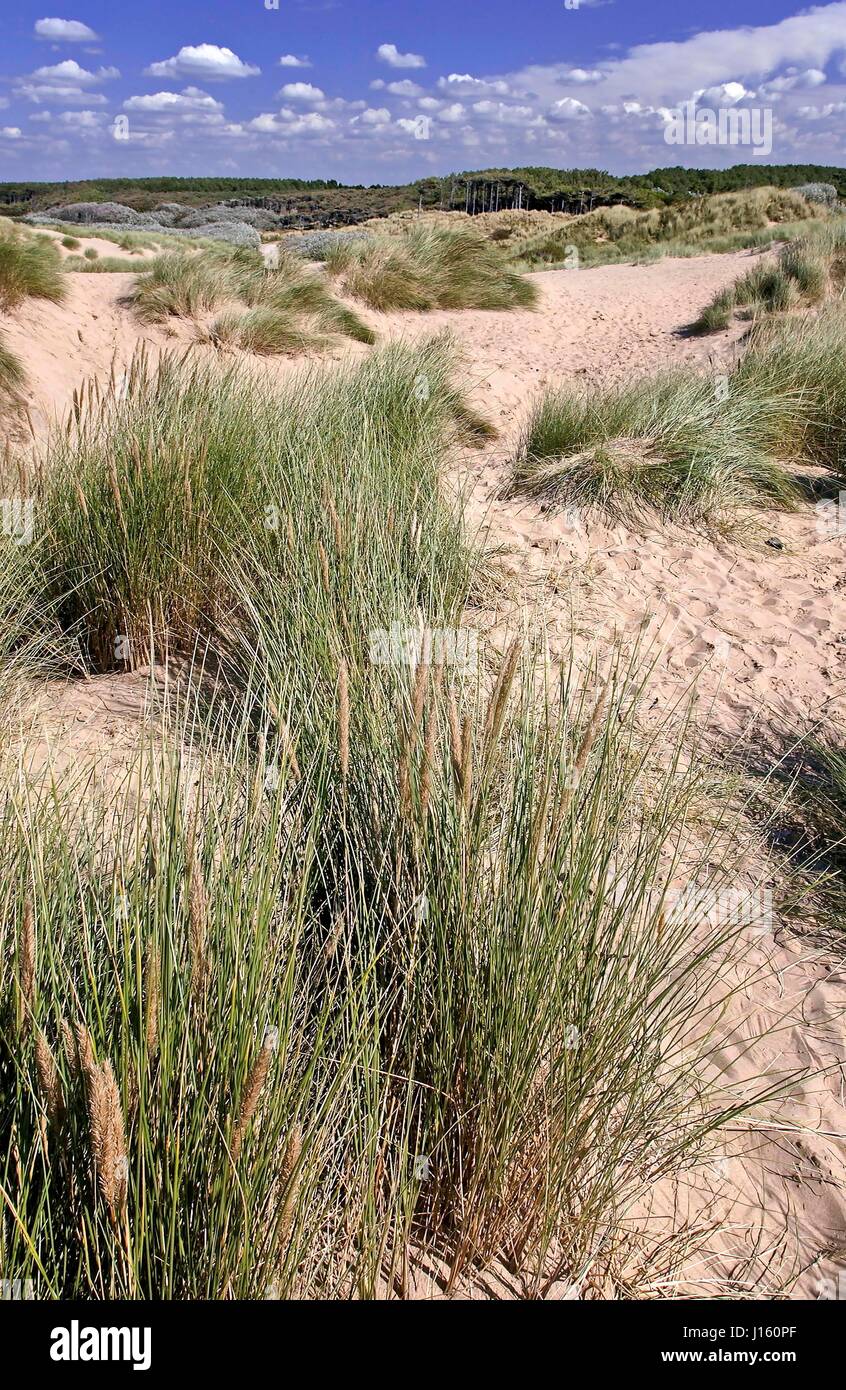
2, 244, 845, 1298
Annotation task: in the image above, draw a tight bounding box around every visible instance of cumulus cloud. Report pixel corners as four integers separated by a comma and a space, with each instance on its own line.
437, 73, 511, 96
760, 67, 827, 94
797, 99, 846, 118
249, 109, 335, 136
377, 43, 425, 69
146, 44, 259, 81
278, 55, 312, 68
16, 84, 108, 104
382, 79, 424, 96
14, 59, 118, 103
29, 59, 118, 85
472, 100, 539, 126
57, 109, 103, 127
124, 87, 224, 113
278, 82, 325, 102
34, 17, 99, 42
355, 107, 392, 126
548, 96, 591, 120
0, 127, 22, 139
510, 4, 846, 111
693, 81, 752, 106
564, 68, 604, 84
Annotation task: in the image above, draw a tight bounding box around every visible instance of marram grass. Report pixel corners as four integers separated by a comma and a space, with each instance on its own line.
35, 336, 481, 671
0, 647, 791, 1299
326, 222, 538, 312
0, 221, 65, 311
129, 244, 375, 350
509, 366, 802, 527
0, 338, 803, 1300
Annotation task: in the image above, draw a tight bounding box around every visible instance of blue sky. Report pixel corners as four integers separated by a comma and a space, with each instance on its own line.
1, 1, 845, 182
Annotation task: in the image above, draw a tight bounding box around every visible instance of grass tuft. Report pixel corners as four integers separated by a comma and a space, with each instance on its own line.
0, 331, 25, 399
327, 223, 538, 312
510, 366, 803, 525
0, 221, 66, 311
129, 245, 376, 350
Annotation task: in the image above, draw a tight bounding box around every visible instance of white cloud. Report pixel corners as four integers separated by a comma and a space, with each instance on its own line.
760, 67, 827, 94
34, 17, 99, 42
383, 80, 424, 96
279, 82, 325, 102
356, 107, 392, 126
248, 113, 282, 133
377, 43, 425, 69
57, 109, 102, 127
694, 81, 751, 106
509, 4, 846, 111
548, 96, 591, 120
281, 111, 335, 135
250, 108, 335, 137
437, 102, 466, 123
124, 87, 224, 113
798, 99, 846, 118
565, 68, 604, 84
30, 59, 118, 85
14, 59, 117, 103
471, 100, 540, 128
278, 55, 312, 68
0, 127, 22, 139
16, 83, 108, 104
437, 73, 511, 96
146, 45, 259, 81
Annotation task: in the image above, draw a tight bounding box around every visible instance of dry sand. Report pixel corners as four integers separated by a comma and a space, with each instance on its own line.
2, 246, 845, 1298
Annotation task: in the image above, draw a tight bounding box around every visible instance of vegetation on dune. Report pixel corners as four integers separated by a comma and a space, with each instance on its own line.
509, 369, 801, 526
60, 235, 80, 251
0, 332, 25, 400
210, 306, 326, 356
731, 306, 846, 474
35, 337, 481, 670
129, 248, 237, 321
506, 188, 827, 272
787, 735, 846, 899
129, 245, 375, 350
3, 173, 843, 1301
0, 328, 789, 1296
326, 222, 538, 312
64, 255, 146, 273
512, 301, 846, 524
0, 220, 65, 311
0, 638, 784, 1298
692, 220, 846, 334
